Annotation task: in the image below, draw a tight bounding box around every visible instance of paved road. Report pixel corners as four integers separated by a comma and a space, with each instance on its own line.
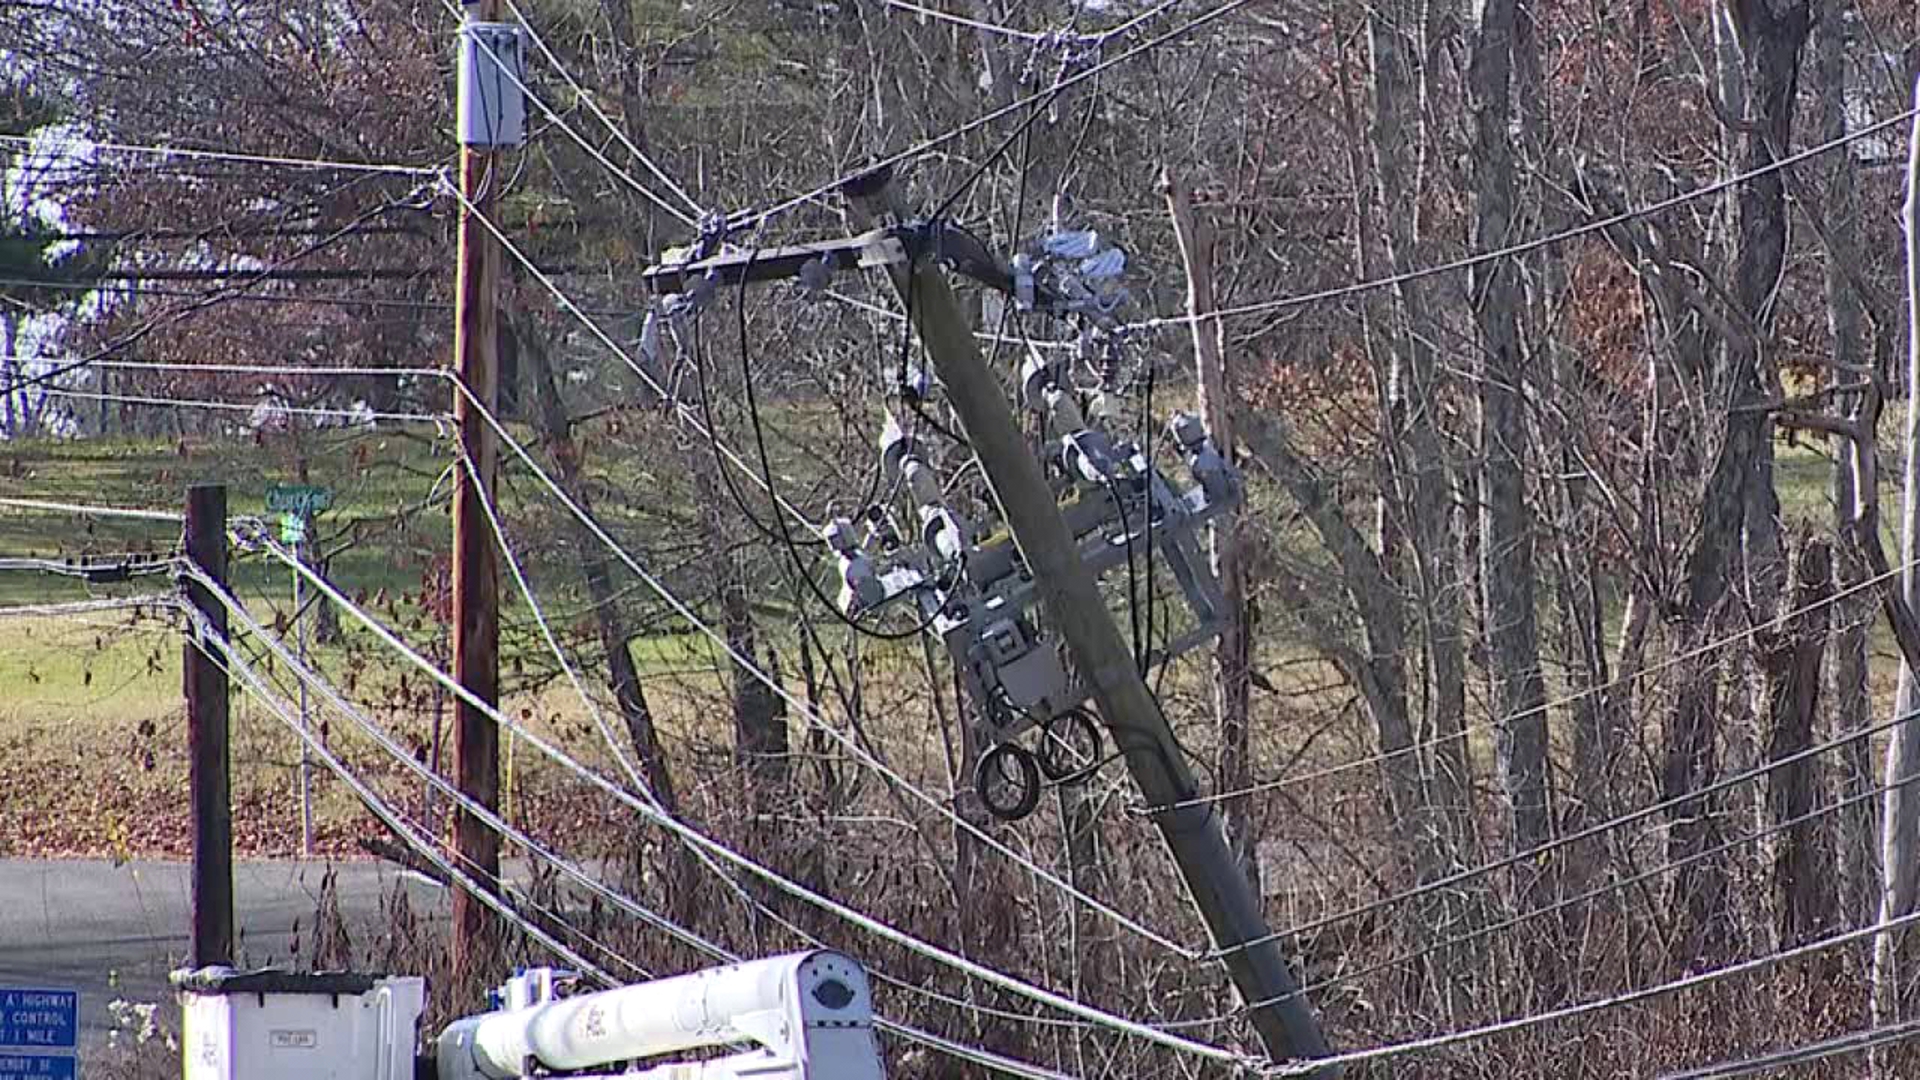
0, 859, 449, 1046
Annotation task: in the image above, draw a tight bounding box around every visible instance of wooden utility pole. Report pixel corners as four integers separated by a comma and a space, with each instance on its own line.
451, 0, 505, 982
844, 169, 1337, 1072
184, 483, 233, 968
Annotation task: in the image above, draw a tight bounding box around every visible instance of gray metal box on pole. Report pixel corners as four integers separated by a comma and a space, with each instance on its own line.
457, 22, 526, 148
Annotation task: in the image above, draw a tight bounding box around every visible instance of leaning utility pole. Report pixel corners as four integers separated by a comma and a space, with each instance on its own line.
842, 169, 1336, 1071
450, 0, 521, 981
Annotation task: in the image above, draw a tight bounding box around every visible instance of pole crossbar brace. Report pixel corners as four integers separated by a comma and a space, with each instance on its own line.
640, 221, 1058, 308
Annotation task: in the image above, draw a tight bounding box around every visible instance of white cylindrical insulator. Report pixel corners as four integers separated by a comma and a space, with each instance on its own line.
1085, 390, 1122, 430
839, 551, 886, 613
823, 517, 860, 554
903, 459, 942, 508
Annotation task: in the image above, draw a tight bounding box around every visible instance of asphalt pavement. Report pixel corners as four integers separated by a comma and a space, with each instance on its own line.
0, 859, 449, 1047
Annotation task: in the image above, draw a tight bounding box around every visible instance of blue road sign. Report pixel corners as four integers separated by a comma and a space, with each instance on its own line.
0, 1052, 74, 1080
0, 989, 76, 1050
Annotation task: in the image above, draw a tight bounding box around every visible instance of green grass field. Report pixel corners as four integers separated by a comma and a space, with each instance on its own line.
0, 426, 726, 857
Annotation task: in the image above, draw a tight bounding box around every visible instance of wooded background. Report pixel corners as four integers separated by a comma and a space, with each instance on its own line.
8, 0, 1920, 1076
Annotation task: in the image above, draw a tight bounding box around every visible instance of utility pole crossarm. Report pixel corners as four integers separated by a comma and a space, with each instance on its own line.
836, 166, 1339, 1074
640, 229, 907, 293
640, 219, 1052, 306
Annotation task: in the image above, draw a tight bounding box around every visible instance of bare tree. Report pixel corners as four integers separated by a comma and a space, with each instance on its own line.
1164, 173, 1257, 886
1877, 72, 1920, 1059
1811, 0, 1883, 928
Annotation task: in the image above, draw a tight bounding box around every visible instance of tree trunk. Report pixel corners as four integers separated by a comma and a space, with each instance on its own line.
1240, 407, 1476, 1011
1875, 73, 1920, 1052
1813, 0, 1881, 929
0, 317, 17, 439
1466, 0, 1553, 864
1163, 173, 1257, 889
1467, 0, 1558, 1001
1728, 0, 1800, 854
1764, 535, 1837, 945
1366, 1, 1477, 888
687, 455, 788, 803
519, 318, 680, 817
1663, 0, 1810, 967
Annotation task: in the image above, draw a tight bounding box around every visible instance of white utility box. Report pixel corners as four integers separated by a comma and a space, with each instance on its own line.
457, 21, 527, 147
174, 967, 425, 1080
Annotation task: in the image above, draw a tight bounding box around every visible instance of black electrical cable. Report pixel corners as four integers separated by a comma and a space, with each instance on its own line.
930, 70, 1068, 225
1140, 359, 1156, 674
902, 395, 969, 448
736, 247, 955, 642
863, 237, 927, 514
1104, 468, 1144, 672
704, 226, 906, 544
1054, 63, 1106, 206
687, 300, 809, 547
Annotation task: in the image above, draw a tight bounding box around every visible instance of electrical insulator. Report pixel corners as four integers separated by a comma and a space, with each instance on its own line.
824, 518, 885, 615
1171, 413, 1235, 505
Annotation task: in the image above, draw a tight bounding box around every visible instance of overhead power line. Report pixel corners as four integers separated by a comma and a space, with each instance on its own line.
0, 555, 180, 578
439, 376, 1201, 958
201, 571, 735, 961
0, 183, 442, 400
0, 496, 182, 523
879, 0, 1047, 40
455, 146, 1920, 983
0, 594, 179, 620
191, 619, 625, 987
83, 359, 450, 380
0, 133, 442, 177
34, 384, 450, 425
445, 185, 827, 533
206, 580, 1098, 1076
453, 454, 757, 908
218, 539, 1247, 1066
61, 267, 476, 283
499, 0, 705, 219
1152, 547, 1920, 812
29, 224, 427, 243
1265, 859, 1920, 1075
434, 0, 701, 229
1211, 669, 1920, 964
463, 445, 1118, 1037
1656, 1019, 1920, 1080
0, 276, 635, 317
212, 610, 1089, 1080
1182, 751, 1920, 1026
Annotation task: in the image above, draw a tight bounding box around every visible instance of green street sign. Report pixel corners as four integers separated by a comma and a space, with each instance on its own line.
267, 483, 333, 516
279, 513, 307, 546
